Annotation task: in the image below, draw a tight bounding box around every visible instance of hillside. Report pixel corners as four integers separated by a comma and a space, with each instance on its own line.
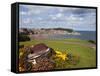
19, 28, 80, 35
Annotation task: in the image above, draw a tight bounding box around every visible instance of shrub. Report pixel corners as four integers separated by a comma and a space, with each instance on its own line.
51, 49, 80, 69
88, 40, 96, 44
67, 53, 80, 65
19, 47, 32, 71
19, 34, 30, 42
19, 45, 24, 48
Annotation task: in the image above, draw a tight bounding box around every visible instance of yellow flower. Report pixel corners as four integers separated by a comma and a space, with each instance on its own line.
55, 50, 67, 61
55, 51, 62, 55
19, 52, 23, 56
56, 54, 66, 61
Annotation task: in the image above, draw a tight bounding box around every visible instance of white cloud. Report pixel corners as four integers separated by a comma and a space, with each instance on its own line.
23, 18, 31, 24
49, 14, 57, 20
20, 5, 53, 16
20, 5, 96, 31
59, 8, 64, 12
52, 16, 57, 20
56, 13, 63, 18
49, 13, 63, 20
37, 17, 43, 20
20, 11, 27, 15
65, 15, 79, 25
29, 10, 41, 15
69, 14, 77, 20
79, 18, 83, 20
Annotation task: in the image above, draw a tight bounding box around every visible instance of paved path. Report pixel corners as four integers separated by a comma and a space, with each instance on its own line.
48, 40, 96, 48
64, 42, 96, 48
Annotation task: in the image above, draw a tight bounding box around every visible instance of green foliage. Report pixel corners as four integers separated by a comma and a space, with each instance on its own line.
51, 51, 80, 69
52, 28, 73, 33
88, 40, 96, 44
19, 34, 30, 42
19, 39, 96, 68
41, 28, 73, 33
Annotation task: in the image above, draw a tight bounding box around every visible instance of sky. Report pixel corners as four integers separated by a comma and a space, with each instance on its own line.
19, 4, 96, 31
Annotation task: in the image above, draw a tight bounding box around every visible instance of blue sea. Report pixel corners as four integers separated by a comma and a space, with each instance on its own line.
49, 31, 96, 41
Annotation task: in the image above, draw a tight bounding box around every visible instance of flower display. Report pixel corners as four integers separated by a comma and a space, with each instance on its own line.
55, 50, 67, 61
19, 45, 80, 71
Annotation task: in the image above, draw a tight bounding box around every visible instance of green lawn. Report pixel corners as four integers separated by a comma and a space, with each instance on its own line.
19, 38, 96, 69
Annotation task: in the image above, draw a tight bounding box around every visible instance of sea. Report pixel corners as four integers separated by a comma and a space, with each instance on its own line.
49, 31, 96, 41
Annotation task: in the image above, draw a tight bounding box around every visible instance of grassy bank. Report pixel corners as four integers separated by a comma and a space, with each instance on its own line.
19, 38, 96, 69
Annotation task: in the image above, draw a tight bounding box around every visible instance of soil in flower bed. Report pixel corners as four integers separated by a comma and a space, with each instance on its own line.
31, 57, 55, 71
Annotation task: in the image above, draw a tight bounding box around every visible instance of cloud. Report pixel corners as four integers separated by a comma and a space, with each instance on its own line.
56, 13, 63, 18
37, 17, 43, 20
20, 11, 27, 15
19, 4, 96, 31
23, 18, 31, 24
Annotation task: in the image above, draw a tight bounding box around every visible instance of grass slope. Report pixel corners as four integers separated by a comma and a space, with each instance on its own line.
19, 39, 96, 69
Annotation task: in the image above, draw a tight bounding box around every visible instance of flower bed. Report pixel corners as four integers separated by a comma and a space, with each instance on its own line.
19, 44, 80, 71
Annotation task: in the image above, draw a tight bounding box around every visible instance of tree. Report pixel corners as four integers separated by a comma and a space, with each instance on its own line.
19, 34, 30, 42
